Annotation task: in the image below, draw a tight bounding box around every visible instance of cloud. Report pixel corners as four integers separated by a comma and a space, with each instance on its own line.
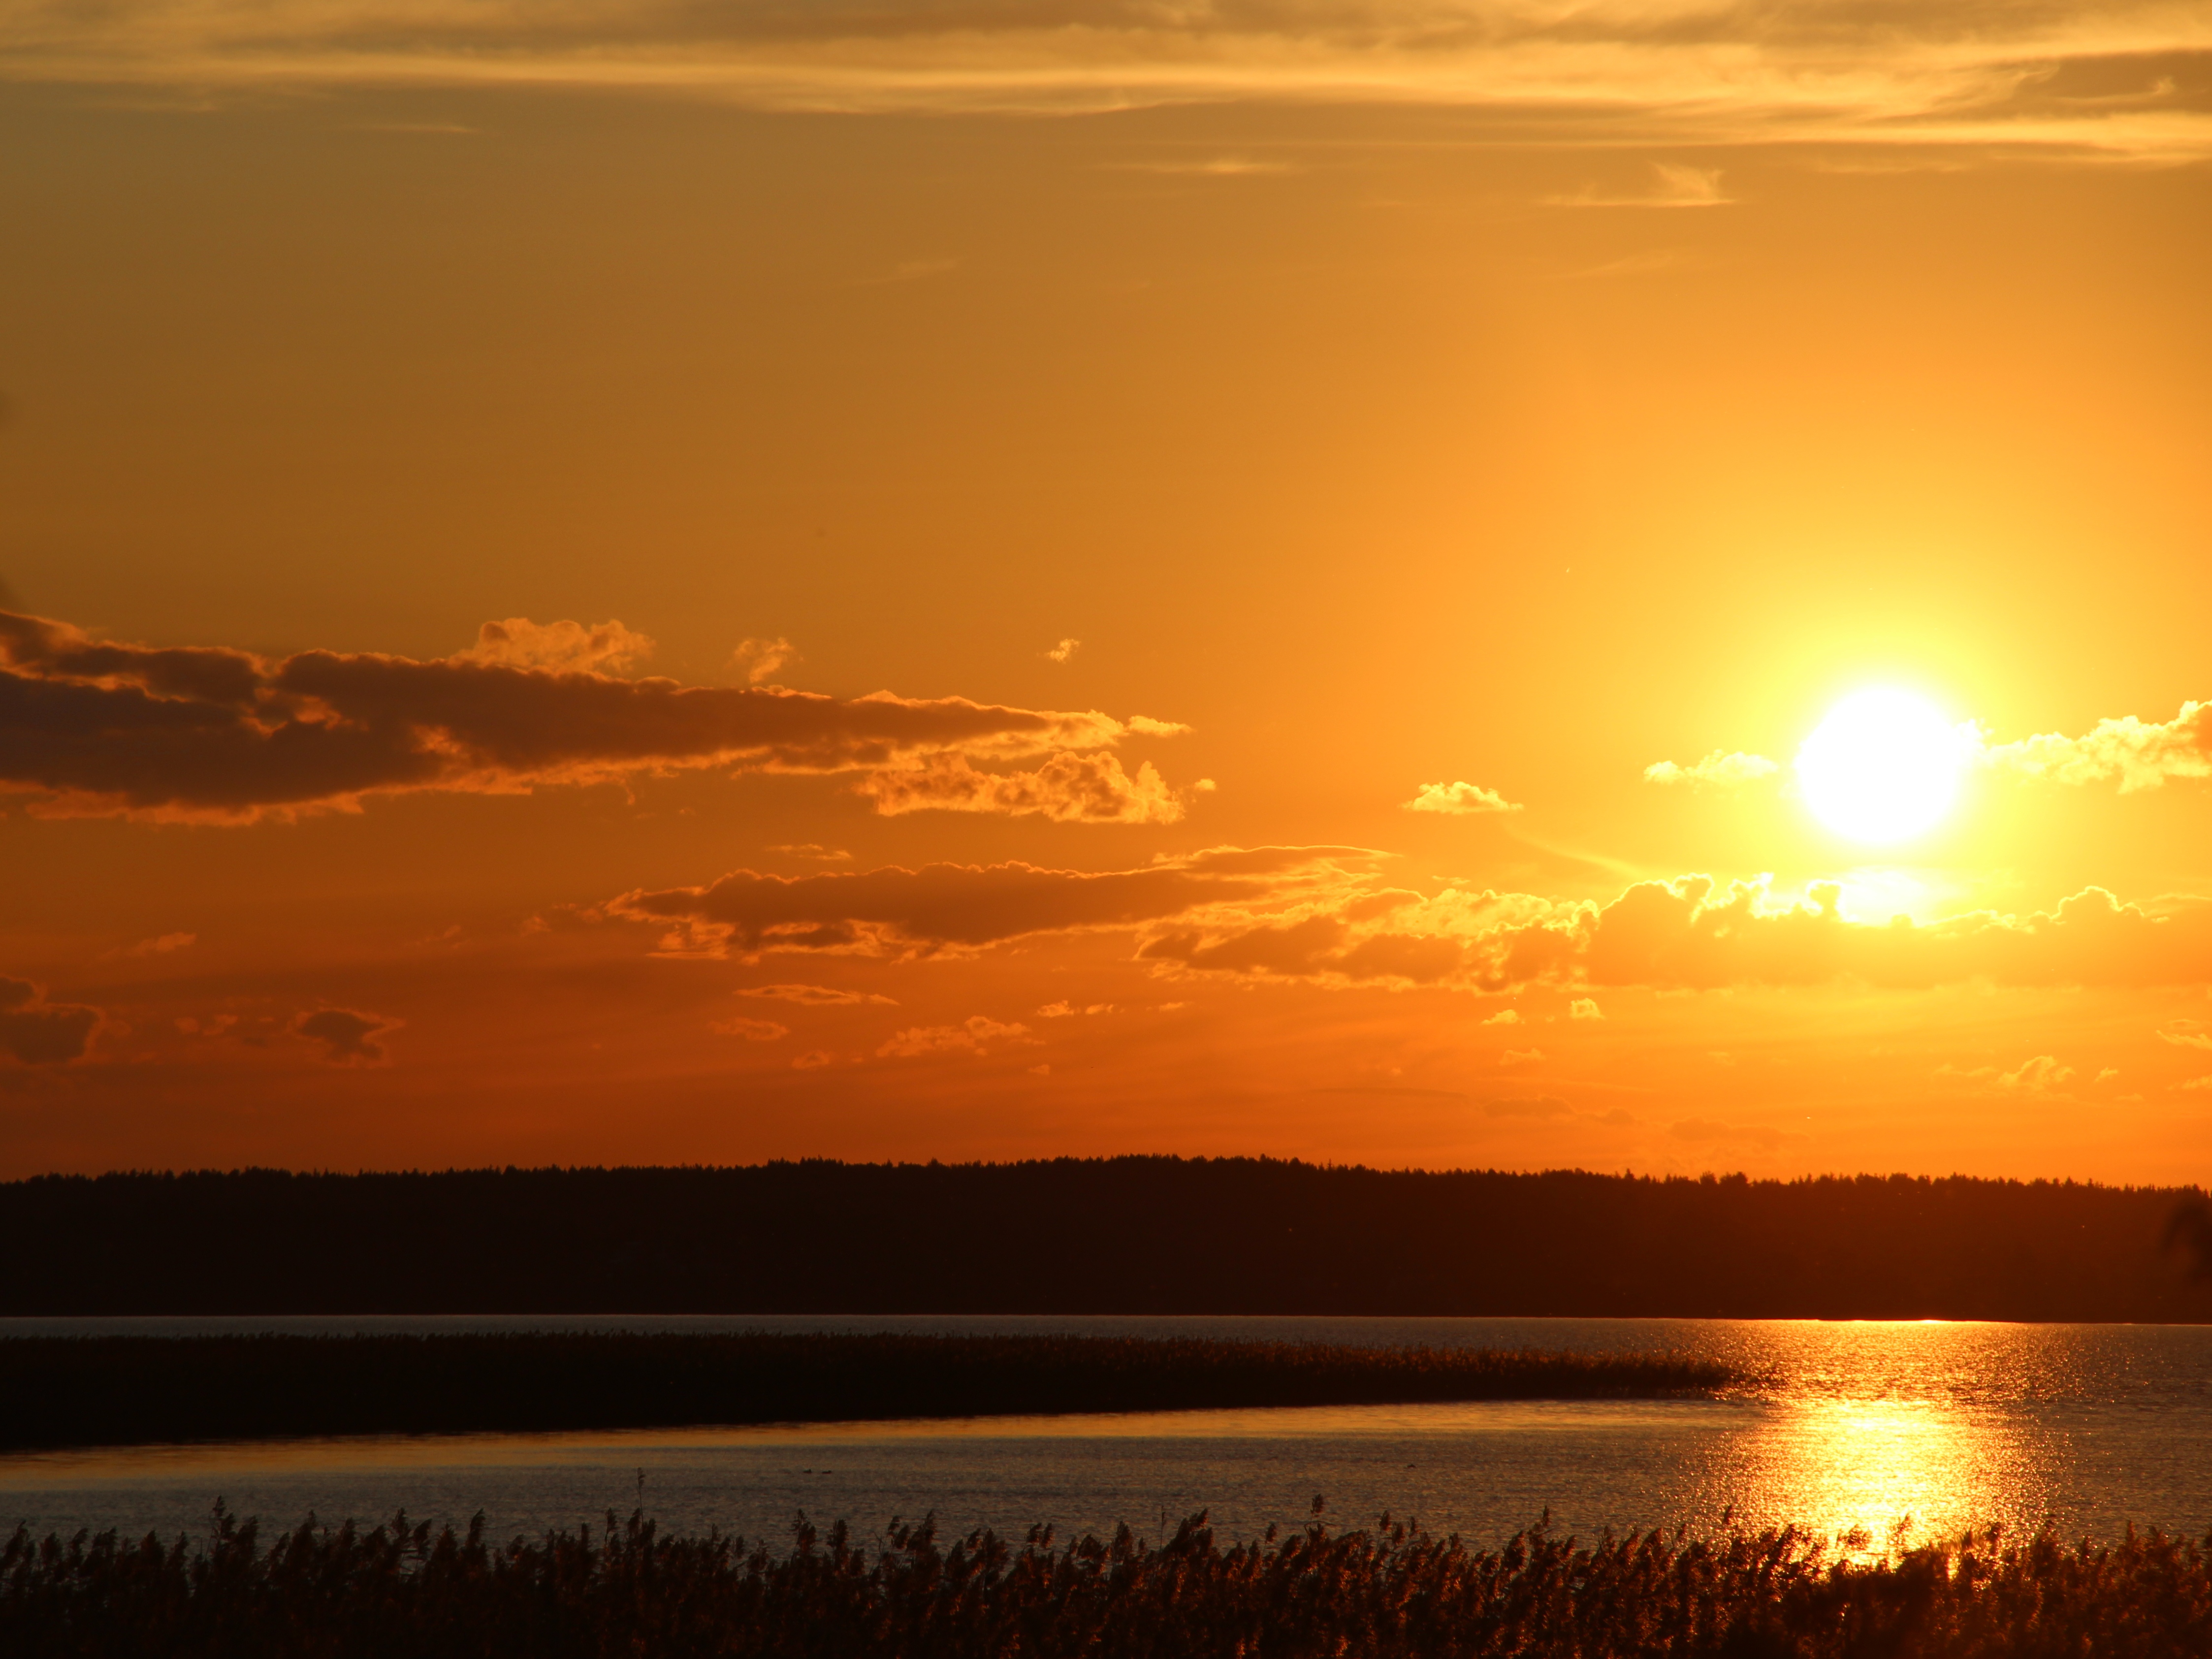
1484, 1095, 1569, 1118
1403, 780, 1522, 816
1647, 702, 2211, 797
877, 1015, 1034, 1057
1113, 155, 1299, 175
116, 931, 196, 957
792, 1049, 837, 1069
851, 750, 1185, 824
766, 844, 851, 861
2000, 1054, 2075, 1095
711, 1016, 790, 1041
1643, 750, 1780, 788
1046, 638, 1080, 664
731, 637, 797, 685
1549, 163, 1731, 207
1938, 1054, 2075, 1097
1981, 702, 2212, 792
1144, 871, 2212, 995
292, 1007, 400, 1065
0, 610, 1169, 822
0, 978, 101, 1065
13, 0, 2212, 160
740, 983, 897, 1005
618, 845, 1364, 959
1481, 1008, 1522, 1025
457, 618, 653, 674
1499, 1048, 1545, 1067
2183, 1076, 2212, 1093
1570, 997, 1604, 1021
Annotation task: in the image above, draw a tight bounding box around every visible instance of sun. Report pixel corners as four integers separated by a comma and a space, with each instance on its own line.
1795, 688, 1968, 844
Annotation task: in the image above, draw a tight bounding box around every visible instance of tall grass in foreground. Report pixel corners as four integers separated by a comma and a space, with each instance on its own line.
0, 1335, 1732, 1451
8, 1505, 2212, 1658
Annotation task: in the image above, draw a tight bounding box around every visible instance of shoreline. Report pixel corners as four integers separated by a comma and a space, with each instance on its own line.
0, 1331, 1731, 1454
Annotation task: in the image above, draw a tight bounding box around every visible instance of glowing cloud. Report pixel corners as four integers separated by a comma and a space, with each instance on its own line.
730, 638, 798, 685
851, 751, 1185, 824
458, 618, 653, 674
1143, 874, 2212, 994
12, 0, 2211, 161
711, 1017, 790, 1041
877, 1016, 1035, 1057
0, 611, 1173, 822
614, 846, 1369, 959
1403, 781, 1522, 816
1982, 702, 2212, 792
1643, 751, 1780, 788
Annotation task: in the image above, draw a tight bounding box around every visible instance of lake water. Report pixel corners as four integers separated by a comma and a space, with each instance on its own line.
8, 1315, 2212, 1555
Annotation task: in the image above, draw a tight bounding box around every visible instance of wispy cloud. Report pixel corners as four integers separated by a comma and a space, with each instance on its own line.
1547, 163, 1731, 207
1643, 750, 1780, 788
0, 609, 1176, 822
1403, 780, 1522, 816
1645, 700, 2212, 795
1112, 156, 1298, 176
7, 0, 2207, 158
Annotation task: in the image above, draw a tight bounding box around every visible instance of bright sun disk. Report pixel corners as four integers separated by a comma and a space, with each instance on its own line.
1795, 688, 1967, 845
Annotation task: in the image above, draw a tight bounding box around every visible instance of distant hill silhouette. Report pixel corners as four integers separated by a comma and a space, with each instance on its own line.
7, 1159, 2211, 1320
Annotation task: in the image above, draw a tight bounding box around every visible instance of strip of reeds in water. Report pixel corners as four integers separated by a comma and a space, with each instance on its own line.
7, 1504, 2211, 1658
0, 1333, 1729, 1451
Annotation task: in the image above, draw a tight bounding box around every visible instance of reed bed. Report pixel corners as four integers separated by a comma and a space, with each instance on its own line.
0, 1334, 1729, 1452
9, 1504, 2212, 1658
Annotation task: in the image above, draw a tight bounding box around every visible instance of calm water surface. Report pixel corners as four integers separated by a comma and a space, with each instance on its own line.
8, 1315, 2212, 1553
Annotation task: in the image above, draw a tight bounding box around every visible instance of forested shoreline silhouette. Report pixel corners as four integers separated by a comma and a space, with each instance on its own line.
7, 1158, 2210, 1320
0, 1333, 1727, 1452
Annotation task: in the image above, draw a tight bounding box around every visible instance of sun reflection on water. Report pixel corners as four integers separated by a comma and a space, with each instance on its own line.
1699, 1396, 2063, 1558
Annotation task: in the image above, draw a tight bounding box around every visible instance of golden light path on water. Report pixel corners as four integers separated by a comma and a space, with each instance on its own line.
1686, 1399, 2059, 1556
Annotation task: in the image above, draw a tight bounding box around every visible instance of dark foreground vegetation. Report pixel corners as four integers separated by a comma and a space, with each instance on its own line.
9, 1159, 2211, 1319
11, 1505, 2212, 1659
0, 1333, 1728, 1452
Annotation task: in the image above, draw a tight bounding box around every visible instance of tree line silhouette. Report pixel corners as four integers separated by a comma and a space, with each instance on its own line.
0, 1333, 1728, 1452
6, 1158, 2210, 1319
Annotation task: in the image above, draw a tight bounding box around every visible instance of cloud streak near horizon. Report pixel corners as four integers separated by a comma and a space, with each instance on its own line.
608, 841, 2212, 993
1645, 701, 2212, 796
1144, 874, 2212, 993
3, 0, 2208, 157
0, 611, 1185, 823
610, 846, 1375, 958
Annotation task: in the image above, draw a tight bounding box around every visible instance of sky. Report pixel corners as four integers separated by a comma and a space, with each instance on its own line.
1, 0, 2209, 1180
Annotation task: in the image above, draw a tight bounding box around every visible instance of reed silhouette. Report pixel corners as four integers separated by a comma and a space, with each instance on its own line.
8, 1503, 2212, 1658
9, 1160, 2209, 1320
0, 1333, 1729, 1452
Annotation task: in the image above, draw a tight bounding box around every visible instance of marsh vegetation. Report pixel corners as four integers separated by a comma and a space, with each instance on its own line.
8, 1503, 2210, 1658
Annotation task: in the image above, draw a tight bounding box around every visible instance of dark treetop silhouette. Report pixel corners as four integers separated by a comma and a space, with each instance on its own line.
9, 1158, 2210, 1319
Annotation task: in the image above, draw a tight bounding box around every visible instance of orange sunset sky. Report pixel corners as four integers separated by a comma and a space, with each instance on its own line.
1, 0, 2209, 1180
